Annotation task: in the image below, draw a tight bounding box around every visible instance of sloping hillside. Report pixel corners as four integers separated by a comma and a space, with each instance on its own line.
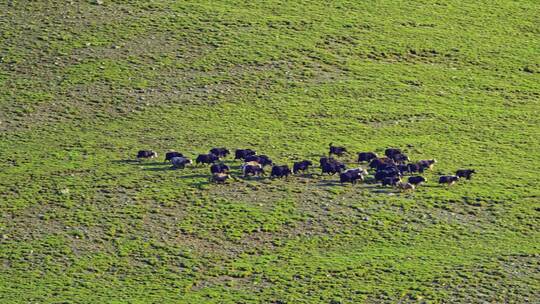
0, 1, 539, 303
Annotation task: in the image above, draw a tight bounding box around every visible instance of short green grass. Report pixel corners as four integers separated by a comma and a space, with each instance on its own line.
0, 1, 539, 303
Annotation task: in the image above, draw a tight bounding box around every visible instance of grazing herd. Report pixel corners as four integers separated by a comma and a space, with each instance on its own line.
136, 144, 476, 191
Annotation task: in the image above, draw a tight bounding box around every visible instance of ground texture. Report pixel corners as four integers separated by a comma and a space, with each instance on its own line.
0, 1, 539, 303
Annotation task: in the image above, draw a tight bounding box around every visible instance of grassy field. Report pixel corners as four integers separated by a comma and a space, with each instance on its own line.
1, 0, 539, 303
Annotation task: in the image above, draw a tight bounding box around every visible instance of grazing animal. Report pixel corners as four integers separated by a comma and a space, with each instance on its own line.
171, 157, 192, 169
369, 157, 395, 170
164, 151, 183, 162
349, 167, 369, 176
320, 157, 344, 166
210, 148, 230, 158
408, 176, 426, 186
381, 166, 401, 175
391, 153, 410, 163
243, 161, 261, 167
357, 152, 378, 163
340, 168, 365, 185
196, 153, 219, 165
321, 159, 346, 175
439, 175, 459, 186
235, 149, 256, 160
397, 164, 409, 175
456, 169, 476, 180
210, 173, 230, 183
293, 160, 313, 174
374, 169, 401, 181
271, 165, 292, 178
418, 159, 437, 170
407, 163, 424, 174
397, 182, 415, 192
385, 148, 402, 158
137, 150, 158, 159
375, 163, 399, 172
243, 164, 264, 177
329, 143, 347, 156
320, 157, 334, 167
210, 163, 230, 174
382, 176, 401, 187
244, 155, 273, 166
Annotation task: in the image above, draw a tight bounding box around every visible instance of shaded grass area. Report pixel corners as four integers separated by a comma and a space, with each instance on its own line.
0, 0, 539, 303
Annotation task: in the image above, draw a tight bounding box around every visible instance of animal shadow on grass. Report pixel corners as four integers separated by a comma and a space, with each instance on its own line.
317, 179, 340, 187
418, 183, 442, 188
112, 159, 140, 164
177, 174, 209, 179
361, 183, 382, 190
143, 166, 174, 172
240, 175, 269, 182
370, 187, 396, 194
129, 161, 166, 166
296, 173, 318, 179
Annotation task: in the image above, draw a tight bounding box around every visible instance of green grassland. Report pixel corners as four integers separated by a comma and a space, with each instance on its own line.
1, 0, 539, 303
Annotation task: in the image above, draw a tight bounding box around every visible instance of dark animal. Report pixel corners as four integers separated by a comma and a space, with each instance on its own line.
243, 164, 264, 177
319, 157, 334, 167
357, 152, 378, 163
196, 153, 219, 165
244, 155, 273, 166
235, 149, 256, 160
408, 176, 426, 186
329, 143, 347, 156
382, 176, 401, 186
397, 164, 409, 175
340, 168, 365, 185
171, 157, 192, 169
375, 163, 399, 173
210, 147, 230, 158
418, 159, 437, 170
374, 169, 401, 181
385, 148, 402, 158
439, 175, 459, 186
456, 169, 476, 180
271, 165, 292, 178
210, 163, 230, 174
210, 173, 230, 183
406, 163, 424, 174
164, 151, 183, 162
137, 150, 157, 159
321, 158, 346, 175
320, 157, 343, 166
293, 160, 313, 174
369, 157, 395, 170
391, 153, 410, 163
